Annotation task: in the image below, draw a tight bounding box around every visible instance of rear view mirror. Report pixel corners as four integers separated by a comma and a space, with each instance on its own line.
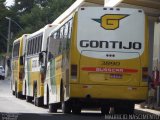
7, 58, 11, 68
48, 52, 54, 61
39, 52, 43, 63
20, 56, 23, 65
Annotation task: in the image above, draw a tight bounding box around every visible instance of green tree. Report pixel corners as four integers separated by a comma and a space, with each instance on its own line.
0, 0, 75, 54
0, 0, 10, 53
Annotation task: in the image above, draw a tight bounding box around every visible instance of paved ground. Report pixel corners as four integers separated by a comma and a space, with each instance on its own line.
0, 78, 160, 120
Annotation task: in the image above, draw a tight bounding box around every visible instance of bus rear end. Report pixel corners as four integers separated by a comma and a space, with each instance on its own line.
70, 7, 148, 114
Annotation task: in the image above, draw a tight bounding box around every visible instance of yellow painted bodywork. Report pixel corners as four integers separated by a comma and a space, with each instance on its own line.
27, 59, 44, 97
70, 84, 148, 100
68, 12, 149, 102
51, 12, 149, 104
12, 37, 23, 93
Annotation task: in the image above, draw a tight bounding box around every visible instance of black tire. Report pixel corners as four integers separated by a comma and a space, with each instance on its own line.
61, 82, 71, 114
15, 82, 18, 98
101, 106, 110, 115
26, 96, 33, 102
12, 91, 15, 95
126, 103, 135, 114
16, 92, 23, 99
2, 76, 4, 80
62, 101, 71, 114
72, 106, 81, 114
46, 86, 49, 108
114, 103, 135, 114
35, 97, 43, 107
49, 103, 58, 113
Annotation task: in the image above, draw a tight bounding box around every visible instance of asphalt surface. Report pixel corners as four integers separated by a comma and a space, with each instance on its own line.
0, 78, 160, 120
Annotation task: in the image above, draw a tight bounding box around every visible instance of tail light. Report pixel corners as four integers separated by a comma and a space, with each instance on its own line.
142, 67, 148, 81
71, 64, 77, 79
41, 73, 45, 83
19, 72, 23, 80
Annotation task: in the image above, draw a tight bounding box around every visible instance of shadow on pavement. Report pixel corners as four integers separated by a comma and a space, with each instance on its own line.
0, 112, 105, 120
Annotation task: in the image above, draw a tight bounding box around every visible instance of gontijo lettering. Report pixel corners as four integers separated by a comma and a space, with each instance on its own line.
80, 40, 142, 50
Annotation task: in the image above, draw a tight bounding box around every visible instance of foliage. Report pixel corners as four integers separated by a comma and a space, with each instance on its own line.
0, 0, 75, 54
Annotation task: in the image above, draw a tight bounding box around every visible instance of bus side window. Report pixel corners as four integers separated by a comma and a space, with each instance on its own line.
56, 30, 60, 39
27, 41, 28, 55
17, 43, 20, 57
34, 38, 37, 54
40, 35, 43, 52
68, 19, 73, 39
38, 35, 42, 53
37, 36, 40, 53
33, 38, 35, 54
60, 26, 64, 39
27, 40, 30, 55
64, 23, 68, 39
31, 39, 33, 55
35, 37, 38, 54
13, 42, 20, 58
29, 40, 31, 55
54, 32, 57, 39
54, 32, 58, 56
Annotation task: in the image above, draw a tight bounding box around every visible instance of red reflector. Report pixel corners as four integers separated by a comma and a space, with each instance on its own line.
41, 73, 45, 83
142, 67, 148, 72
71, 64, 77, 76
142, 67, 148, 81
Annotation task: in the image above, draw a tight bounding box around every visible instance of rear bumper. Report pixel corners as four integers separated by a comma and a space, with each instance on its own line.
70, 84, 148, 103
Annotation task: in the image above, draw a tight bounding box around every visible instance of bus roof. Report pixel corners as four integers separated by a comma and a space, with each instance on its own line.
27, 24, 57, 39
52, 0, 103, 25
13, 34, 29, 44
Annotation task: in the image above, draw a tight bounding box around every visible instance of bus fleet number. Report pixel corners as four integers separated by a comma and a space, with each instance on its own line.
102, 61, 120, 66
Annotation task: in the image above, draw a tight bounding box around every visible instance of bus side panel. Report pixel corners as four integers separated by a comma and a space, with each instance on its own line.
47, 56, 62, 103
26, 58, 33, 96
139, 16, 149, 87
26, 57, 42, 97
12, 58, 19, 91
17, 37, 23, 93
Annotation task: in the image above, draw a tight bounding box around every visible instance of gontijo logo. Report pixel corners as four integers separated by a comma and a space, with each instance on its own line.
92, 14, 129, 30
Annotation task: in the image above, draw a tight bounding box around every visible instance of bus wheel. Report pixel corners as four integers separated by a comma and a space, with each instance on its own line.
101, 106, 110, 115
61, 82, 71, 114
26, 96, 33, 102
72, 106, 81, 114
114, 103, 135, 114
12, 91, 15, 95
15, 82, 18, 98
17, 92, 23, 99
62, 101, 71, 114
35, 97, 43, 107
49, 103, 58, 113
34, 84, 43, 107
125, 103, 135, 114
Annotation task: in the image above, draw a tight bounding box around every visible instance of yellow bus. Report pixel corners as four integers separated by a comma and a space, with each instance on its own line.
11, 34, 29, 98
45, 7, 149, 114
24, 24, 57, 106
